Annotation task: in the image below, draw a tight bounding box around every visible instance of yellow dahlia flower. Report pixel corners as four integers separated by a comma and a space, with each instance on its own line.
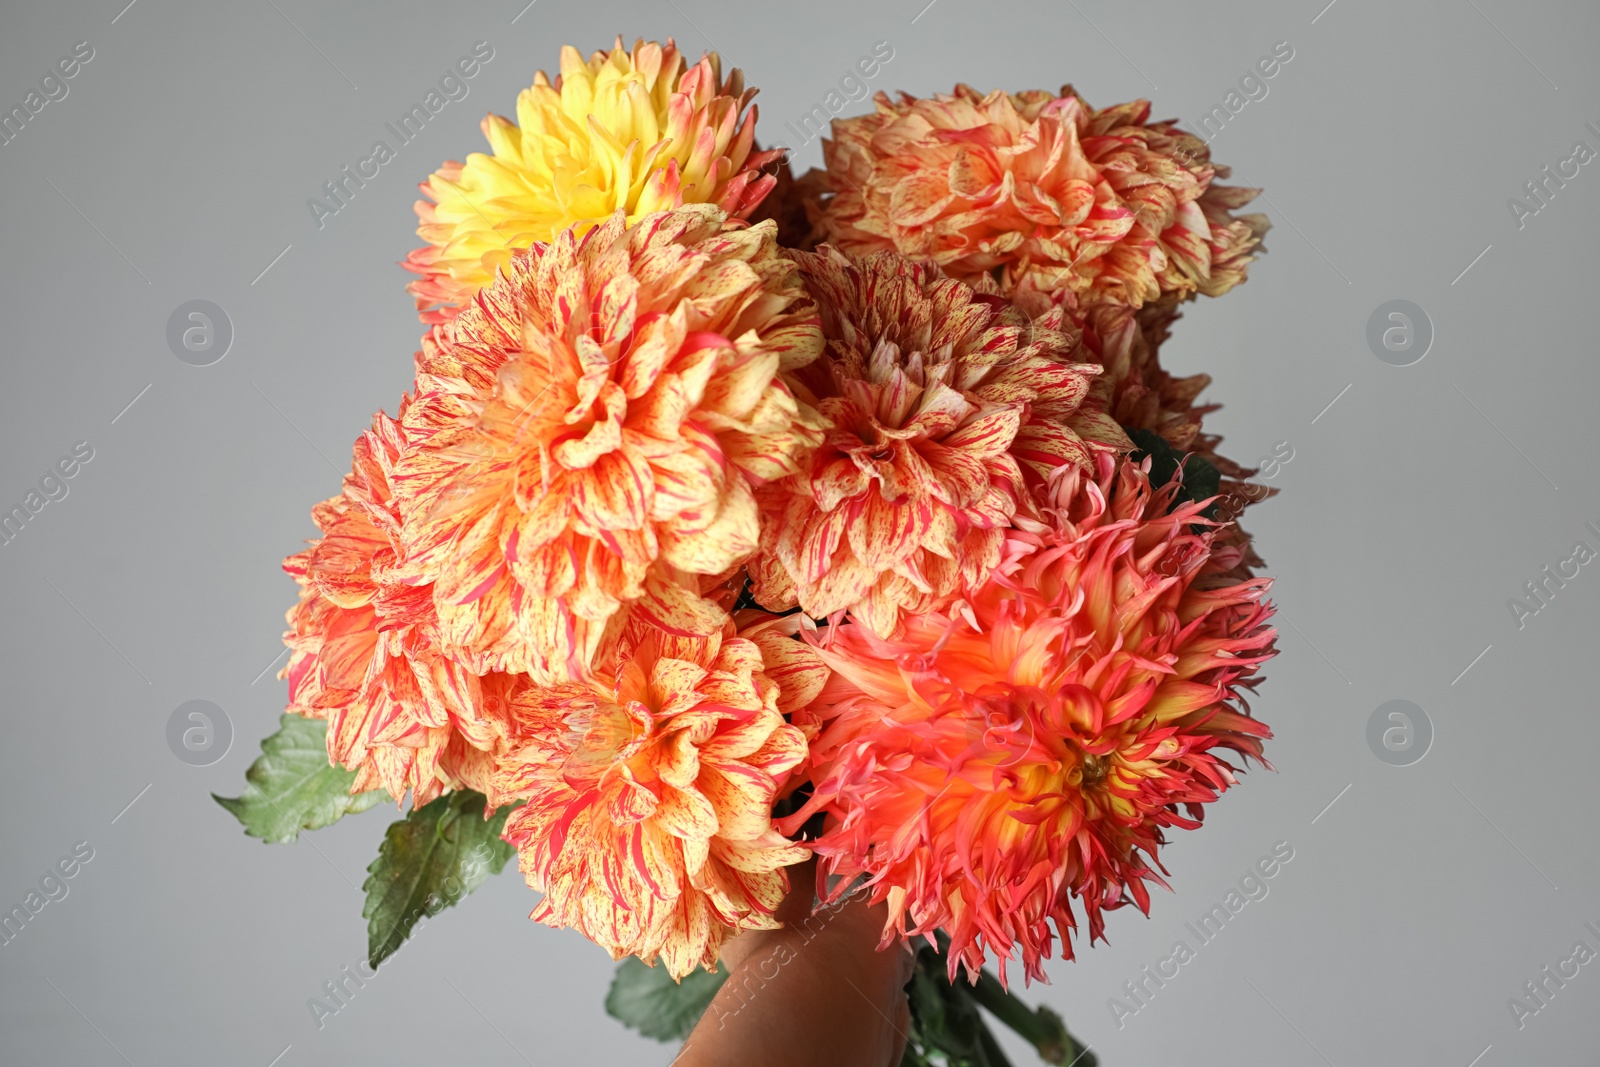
393, 206, 825, 680
806, 86, 1269, 308
494, 614, 825, 977
748, 247, 1126, 637
405, 38, 782, 323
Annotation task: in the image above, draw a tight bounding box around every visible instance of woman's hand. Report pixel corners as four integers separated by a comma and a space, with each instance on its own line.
674, 860, 914, 1067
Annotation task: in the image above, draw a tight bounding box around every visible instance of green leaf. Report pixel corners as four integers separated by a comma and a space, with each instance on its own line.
1125, 425, 1222, 515
361, 790, 515, 970
212, 715, 384, 844
605, 956, 728, 1042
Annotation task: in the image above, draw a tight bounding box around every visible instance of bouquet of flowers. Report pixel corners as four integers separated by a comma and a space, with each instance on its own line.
219, 38, 1278, 1066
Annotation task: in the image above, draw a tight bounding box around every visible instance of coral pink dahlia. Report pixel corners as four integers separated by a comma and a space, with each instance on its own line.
782, 454, 1276, 984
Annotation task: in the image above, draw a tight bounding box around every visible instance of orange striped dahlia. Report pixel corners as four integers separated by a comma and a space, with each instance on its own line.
747, 246, 1126, 637
806, 86, 1269, 307
1086, 300, 1273, 552
1010, 294, 1218, 478
405, 38, 781, 323
782, 454, 1276, 984
281, 402, 502, 806
1078, 301, 1209, 451
1045, 294, 1273, 575
393, 206, 825, 681
494, 614, 826, 976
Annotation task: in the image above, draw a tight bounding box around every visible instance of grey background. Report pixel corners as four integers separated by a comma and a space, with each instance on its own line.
1, 0, 1596, 1064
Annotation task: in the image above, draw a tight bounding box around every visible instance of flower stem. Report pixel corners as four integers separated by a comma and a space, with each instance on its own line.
905, 935, 1096, 1066
973, 1021, 1016, 1067
924, 931, 1093, 1066
967, 969, 1094, 1067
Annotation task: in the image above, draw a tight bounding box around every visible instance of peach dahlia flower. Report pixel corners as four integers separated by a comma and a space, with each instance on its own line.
748, 247, 1126, 637
405, 38, 781, 323
393, 207, 825, 680
494, 614, 826, 977
281, 402, 501, 806
783, 454, 1276, 984
806, 86, 1269, 308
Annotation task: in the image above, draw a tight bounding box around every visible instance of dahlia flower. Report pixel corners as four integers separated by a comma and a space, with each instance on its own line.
1052, 294, 1273, 575
748, 154, 829, 253
804, 86, 1269, 307
748, 246, 1126, 637
782, 454, 1276, 984
281, 402, 501, 806
392, 206, 825, 680
494, 614, 826, 977
1034, 298, 1212, 474
405, 38, 781, 323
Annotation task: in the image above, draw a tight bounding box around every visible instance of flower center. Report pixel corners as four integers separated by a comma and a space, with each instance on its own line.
1078, 753, 1109, 789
